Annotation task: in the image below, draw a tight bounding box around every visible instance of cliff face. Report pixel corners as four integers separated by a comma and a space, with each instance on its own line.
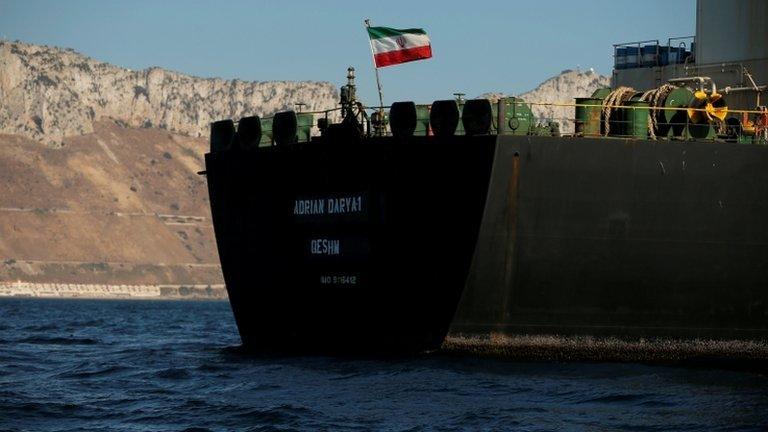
482, 69, 611, 133
0, 41, 338, 147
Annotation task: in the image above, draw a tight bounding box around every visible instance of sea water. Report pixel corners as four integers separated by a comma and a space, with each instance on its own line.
1, 298, 766, 431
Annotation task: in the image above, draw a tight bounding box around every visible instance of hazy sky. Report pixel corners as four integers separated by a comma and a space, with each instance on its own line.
0, 0, 695, 104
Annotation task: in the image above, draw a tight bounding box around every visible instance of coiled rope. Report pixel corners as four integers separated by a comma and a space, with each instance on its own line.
602, 87, 636, 136
639, 84, 676, 140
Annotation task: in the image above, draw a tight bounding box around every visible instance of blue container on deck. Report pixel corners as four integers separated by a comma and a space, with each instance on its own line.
659, 46, 680, 66
669, 47, 682, 64
625, 46, 639, 68
615, 47, 627, 70
641, 45, 658, 66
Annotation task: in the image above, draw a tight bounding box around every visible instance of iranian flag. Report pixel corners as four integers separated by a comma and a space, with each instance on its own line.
367, 26, 432, 68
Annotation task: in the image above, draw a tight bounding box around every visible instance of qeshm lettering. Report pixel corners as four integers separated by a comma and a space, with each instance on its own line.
310, 239, 340, 256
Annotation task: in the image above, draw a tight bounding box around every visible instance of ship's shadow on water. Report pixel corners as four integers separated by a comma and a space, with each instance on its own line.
1, 298, 767, 432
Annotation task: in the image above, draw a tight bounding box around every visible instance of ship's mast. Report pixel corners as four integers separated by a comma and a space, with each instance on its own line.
364, 18, 385, 111
364, 19, 389, 136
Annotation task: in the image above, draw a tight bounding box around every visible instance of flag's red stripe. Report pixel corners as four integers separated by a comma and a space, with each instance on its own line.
374, 45, 432, 68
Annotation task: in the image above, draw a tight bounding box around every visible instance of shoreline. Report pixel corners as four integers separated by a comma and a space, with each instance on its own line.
0, 295, 228, 302
0, 281, 227, 301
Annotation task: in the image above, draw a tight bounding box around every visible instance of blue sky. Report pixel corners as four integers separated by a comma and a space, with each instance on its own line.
0, 0, 694, 104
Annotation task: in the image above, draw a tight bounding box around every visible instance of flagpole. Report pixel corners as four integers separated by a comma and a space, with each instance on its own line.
364, 18, 385, 111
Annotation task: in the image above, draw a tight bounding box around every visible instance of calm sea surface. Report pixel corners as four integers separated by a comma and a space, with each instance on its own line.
0, 298, 766, 432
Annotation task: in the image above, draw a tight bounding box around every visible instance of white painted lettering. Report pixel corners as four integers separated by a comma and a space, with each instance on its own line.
296, 194, 364, 216
294, 198, 328, 215
310, 239, 340, 256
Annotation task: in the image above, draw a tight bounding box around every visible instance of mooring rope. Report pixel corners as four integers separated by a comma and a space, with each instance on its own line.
602, 87, 636, 136
639, 84, 676, 140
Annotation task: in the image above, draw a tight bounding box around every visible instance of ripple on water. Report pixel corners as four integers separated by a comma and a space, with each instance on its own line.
16, 336, 101, 346
155, 367, 191, 380
578, 393, 650, 404
195, 362, 228, 373
248, 383, 282, 392
0, 400, 98, 421
234, 404, 317, 426
21, 323, 59, 331
57, 364, 130, 379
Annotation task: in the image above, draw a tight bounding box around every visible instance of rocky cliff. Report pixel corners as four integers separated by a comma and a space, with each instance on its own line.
482, 69, 611, 133
0, 41, 338, 147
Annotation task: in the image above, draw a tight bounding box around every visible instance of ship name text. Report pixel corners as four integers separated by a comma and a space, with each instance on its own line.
294, 195, 364, 216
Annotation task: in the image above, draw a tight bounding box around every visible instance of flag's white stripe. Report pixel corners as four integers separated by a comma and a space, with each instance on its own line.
370, 33, 431, 55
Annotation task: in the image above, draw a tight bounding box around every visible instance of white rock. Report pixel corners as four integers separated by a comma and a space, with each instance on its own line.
480, 69, 611, 133
0, 41, 339, 147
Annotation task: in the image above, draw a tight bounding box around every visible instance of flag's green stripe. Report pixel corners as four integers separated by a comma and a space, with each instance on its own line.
366, 26, 426, 40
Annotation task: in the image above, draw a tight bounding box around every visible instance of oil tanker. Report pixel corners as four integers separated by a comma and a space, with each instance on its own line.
203, 0, 768, 354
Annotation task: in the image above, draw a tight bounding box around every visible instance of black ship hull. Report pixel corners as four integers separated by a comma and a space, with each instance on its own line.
453, 136, 768, 340
205, 136, 496, 353
206, 135, 768, 353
